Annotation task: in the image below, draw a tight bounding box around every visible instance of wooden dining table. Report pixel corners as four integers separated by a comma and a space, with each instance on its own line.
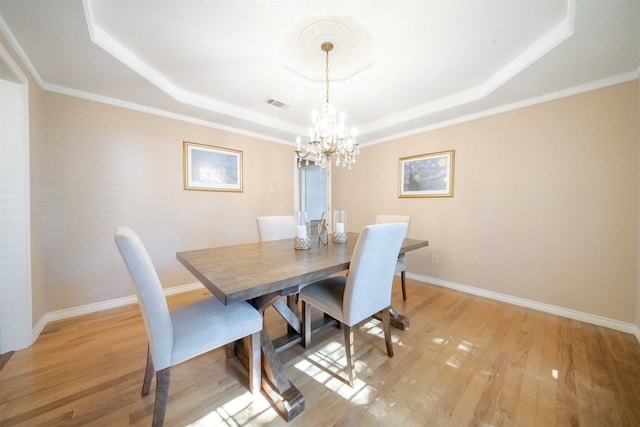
176, 232, 428, 421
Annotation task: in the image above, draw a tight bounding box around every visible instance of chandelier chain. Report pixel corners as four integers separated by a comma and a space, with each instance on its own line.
325, 47, 330, 104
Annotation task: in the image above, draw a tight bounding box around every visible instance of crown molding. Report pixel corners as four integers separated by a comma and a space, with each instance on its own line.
364, 70, 640, 147
0, 13, 44, 87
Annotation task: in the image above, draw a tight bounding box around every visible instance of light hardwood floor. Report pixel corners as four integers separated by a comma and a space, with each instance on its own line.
1, 279, 639, 426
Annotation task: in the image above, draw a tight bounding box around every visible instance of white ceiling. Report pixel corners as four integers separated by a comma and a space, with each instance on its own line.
0, 0, 638, 147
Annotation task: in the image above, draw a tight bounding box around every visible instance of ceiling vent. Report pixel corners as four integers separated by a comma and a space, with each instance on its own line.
264, 98, 288, 109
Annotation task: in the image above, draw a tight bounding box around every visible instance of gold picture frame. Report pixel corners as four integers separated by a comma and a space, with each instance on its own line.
399, 150, 455, 198
183, 141, 243, 192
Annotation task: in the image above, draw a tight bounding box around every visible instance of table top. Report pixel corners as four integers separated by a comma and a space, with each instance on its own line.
176, 232, 428, 305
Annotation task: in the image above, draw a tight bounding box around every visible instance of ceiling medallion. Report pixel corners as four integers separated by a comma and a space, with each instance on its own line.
281, 15, 375, 81
298, 19, 355, 59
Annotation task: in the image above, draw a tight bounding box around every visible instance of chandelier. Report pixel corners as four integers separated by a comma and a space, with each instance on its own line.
295, 42, 359, 169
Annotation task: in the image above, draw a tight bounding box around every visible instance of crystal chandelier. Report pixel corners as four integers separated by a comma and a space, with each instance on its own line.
295, 42, 359, 169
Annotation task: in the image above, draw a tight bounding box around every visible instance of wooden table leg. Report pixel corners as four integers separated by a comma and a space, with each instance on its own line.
374, 306, 410, 330
286, 294, 299, 336
389, 306, 410, 330
259, 327, 305, 421
248, 293, 305, 421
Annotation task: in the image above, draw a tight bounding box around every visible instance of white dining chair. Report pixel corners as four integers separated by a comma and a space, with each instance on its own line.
114, 226, 263, 427
256, 214, 301, 309
375, 214, 411, 300
256, 215, 296, 242
299, 222, 408, 387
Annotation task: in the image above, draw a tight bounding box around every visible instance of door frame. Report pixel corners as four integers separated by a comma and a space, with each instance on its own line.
293, 156, 332, 228
0, 42, 32, 352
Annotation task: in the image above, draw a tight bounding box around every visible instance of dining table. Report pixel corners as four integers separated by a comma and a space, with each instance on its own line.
176, 232, 428, 421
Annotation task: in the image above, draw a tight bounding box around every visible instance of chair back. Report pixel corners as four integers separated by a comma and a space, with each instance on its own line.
343, 223, 408, 325
375, 214, 411, 237
376, 214, 411, 269
114, 226, 173, 370
256, 215, 296, 241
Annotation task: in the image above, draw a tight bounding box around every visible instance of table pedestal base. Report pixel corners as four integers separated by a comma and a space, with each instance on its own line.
373, 306, 410, 330
261, 375, 305, 421
244, 292, 305, 421
235, 292, 409, 421
389, 306, 410, 330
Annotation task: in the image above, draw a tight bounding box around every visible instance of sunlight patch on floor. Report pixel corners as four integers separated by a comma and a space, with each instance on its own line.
446, 354, 461, 368
457, 340, 473, 353
432, 337, 448, 345
186, 391, 277, 426
360, 318, 401, 345
361, 319, 383, 336
295, 341, 376, 403
444, 339, 474, 368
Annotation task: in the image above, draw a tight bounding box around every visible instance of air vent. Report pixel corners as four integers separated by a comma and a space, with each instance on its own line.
264, 98, 289, 109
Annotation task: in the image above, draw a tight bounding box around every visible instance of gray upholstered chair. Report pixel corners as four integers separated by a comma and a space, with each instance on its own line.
114, 226, 262, 427
256, 215, 296, 242
375, 214, 411, 300
299, 223, 408, 387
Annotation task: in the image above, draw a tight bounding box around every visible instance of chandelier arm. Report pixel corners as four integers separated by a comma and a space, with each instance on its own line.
295, 149, 312, 160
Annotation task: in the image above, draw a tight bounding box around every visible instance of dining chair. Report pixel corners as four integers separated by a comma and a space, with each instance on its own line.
256, 215, 301, 309
256, 215, 296, 242
114, 226, 263, 427
375, 214, 411, 300
299, 222, 408, 387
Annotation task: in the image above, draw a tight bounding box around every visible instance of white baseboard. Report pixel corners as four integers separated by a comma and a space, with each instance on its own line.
31, 282, 204, 343
31, 315, 48, 344
408, 273, 640, 344
31, 277, 640, 346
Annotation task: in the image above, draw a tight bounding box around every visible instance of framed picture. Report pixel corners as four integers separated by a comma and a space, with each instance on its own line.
183, 141, 243, 192
399, 150, 455, 198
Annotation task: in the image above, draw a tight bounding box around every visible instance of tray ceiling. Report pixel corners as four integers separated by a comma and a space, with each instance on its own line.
0, 0, 638, 146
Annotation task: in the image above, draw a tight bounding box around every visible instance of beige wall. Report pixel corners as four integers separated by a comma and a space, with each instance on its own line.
28, 58, 47, 325
3, 29, 640, 328
41, 93, 294, 311
335, 81, 639, 324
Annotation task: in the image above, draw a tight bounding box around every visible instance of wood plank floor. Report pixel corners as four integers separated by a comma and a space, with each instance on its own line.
1, 279, 639, 426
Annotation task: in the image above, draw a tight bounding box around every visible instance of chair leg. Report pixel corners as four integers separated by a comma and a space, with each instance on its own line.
380, 309, 394, 358
401, 271, 407, 301
247, 331, 261, 394
301, 300, 311, 348
343, 325, 355, 387
141, 345, 154, 396
152, 368, 170, 427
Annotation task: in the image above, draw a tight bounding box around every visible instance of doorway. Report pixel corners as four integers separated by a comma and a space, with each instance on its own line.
0, 46, 32, 352
295, 160, 331, 237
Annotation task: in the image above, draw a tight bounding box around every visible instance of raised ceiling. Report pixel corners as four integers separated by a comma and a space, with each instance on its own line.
0, 0, 638, 146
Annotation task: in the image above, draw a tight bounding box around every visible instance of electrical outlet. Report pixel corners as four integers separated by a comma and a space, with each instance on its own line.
432, 254, 439, 263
